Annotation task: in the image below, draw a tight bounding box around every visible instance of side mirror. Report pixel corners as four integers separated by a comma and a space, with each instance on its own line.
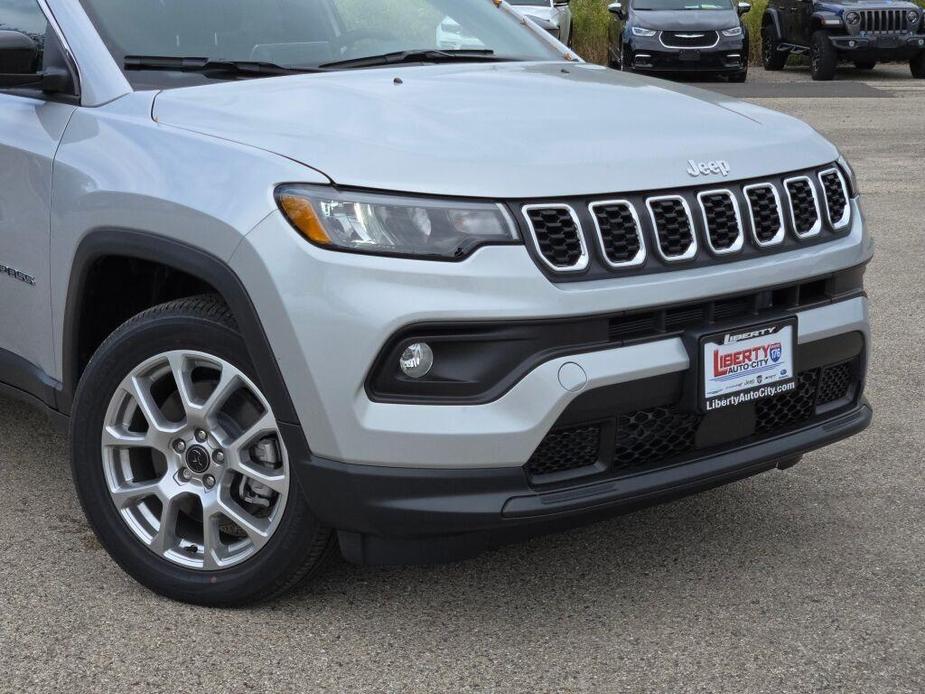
608, 2, 626, 20
0, 30, 68, 91
737, 2, 752, 15
553, 0, 571, 6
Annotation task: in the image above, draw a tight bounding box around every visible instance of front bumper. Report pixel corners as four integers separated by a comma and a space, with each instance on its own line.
830, 33, 925, 56
291, 400, 872, 565
232, 199, 871, 469
628, 33, 746, 73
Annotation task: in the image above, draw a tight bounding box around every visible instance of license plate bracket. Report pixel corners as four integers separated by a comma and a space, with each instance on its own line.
700, 318, 797, 412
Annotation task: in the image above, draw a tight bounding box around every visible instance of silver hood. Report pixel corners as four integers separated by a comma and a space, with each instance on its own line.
152, 62, 838, 199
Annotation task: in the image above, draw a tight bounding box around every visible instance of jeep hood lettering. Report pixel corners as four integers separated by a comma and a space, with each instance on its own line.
152, 62, 837, 198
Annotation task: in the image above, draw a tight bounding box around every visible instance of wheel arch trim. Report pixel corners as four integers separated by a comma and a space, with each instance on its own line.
60, 229, 302, 432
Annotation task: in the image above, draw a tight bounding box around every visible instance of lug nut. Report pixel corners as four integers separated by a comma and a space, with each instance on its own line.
195, 429, 208, 443
173, 439, 187, 453
203, 474, 216, 489
179, 468, 192, 481
212, 450, 225, 464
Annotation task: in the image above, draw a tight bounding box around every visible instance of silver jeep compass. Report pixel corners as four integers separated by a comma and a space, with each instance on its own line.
0, 0, 872, 605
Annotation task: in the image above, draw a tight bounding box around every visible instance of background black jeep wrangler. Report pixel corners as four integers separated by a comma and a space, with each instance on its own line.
762, 0, 925, 80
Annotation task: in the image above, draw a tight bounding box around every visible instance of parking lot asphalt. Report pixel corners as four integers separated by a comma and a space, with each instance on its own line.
2, 64, 924, 694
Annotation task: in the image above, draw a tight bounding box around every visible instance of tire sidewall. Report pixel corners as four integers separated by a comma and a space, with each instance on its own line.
70, 308, 323, 605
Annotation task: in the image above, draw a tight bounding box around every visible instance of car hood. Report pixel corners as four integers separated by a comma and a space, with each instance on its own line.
152, 62, 838, 199
634, 9, 741, 31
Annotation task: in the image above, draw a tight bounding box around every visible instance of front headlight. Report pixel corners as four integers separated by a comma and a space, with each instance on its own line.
907, 10, 920, 24
845, 11, 861, 25
276, 185, 519, 260
721, 26, 744, 37
632, 26, 657, 37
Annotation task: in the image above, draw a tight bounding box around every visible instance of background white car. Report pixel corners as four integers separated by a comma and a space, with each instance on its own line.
437, 1, 573, 50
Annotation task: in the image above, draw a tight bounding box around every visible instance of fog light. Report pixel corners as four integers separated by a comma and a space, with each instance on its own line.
400, 343, 434, 379
848, 40, 856, 48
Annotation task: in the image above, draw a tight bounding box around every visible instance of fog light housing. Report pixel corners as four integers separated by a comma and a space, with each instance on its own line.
400, 343, 434, 379
848, 40, 856, 48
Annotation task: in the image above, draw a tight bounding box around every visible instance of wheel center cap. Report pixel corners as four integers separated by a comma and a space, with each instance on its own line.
185, 445, 211, 474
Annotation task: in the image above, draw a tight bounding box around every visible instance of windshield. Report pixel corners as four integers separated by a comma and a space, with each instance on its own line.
633, 0, 733, 9
78, 0, 561, 89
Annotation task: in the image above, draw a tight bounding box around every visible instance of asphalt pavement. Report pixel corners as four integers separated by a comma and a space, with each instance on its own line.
2, 64, 923, 693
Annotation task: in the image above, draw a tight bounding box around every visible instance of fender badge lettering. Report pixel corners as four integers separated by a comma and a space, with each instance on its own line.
0, 262, 36, 287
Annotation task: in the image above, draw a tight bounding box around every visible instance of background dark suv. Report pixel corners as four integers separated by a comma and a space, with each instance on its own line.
762, 0, 925, 80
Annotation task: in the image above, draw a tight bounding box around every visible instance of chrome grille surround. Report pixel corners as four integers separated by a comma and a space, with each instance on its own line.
783, 175, 823, 239
743, 182, 786, 247
696, 189, 745, 256
646, 195, 698, 262
522, 204, 589, 272
859, 9, 909, 33
818, 167, 852, 230
588, 199, 647, 268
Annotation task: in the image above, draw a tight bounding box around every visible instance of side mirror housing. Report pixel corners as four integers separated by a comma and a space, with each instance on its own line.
737, 2, 753, 15
0, 30, 69, 92
608, 2, 626, 20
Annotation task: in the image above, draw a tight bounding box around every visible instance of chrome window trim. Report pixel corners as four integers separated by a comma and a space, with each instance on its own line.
743, 183, 786, 248
587, 200, 647, 269
658, 31, 720, 49
521, 203, 589, 273
783, 175, 823, 239
646, 195, 698, 263
818, 167, 852, 230
696, 189, 744, 256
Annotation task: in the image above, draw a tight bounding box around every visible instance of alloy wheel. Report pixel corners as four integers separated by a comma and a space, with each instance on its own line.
100, 350, 289, 571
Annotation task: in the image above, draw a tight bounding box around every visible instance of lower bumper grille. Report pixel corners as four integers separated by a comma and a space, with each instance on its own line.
526, 359, 861, 480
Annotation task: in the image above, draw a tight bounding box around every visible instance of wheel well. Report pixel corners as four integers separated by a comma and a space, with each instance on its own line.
74, 256, 216, 382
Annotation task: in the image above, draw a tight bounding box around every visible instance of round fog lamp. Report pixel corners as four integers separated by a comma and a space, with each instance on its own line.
400, 343, 434, 379
848, 40, 856, 47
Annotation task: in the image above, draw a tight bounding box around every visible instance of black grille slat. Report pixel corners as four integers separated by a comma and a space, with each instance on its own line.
860, 9, 907, 33
648, 198, 695, 260
820, 170, 849, 227
591, 202, 643, 266
525, 206, 585, 270
526, 424, 601, 476
699, 191, 742, 253
745, 185, 784, 245
785, 178, 820, 237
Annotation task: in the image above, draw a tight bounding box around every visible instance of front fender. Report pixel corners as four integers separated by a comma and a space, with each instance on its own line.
762, 9, 785, 41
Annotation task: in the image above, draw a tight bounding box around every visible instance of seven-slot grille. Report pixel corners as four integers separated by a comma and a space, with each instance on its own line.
744, 184, 785, 246
819, 169, 850, 229
647, 196, 697, 261
589, 200, 645, 267
660, 30, 719, 48
784, 177, 822, 238
698, 190, 743, 254
521, 165, 850, 276
523, 205, 587, 271
859, 9, 909, 33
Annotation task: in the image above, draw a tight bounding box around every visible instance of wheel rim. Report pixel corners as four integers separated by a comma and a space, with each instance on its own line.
101, 350, 290, 571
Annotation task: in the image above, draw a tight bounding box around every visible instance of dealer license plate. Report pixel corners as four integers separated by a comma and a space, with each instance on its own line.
701, 319, 796, 412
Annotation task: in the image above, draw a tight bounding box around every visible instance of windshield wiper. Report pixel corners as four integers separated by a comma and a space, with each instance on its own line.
320, 49, 509, 70
124, 56, 327, 77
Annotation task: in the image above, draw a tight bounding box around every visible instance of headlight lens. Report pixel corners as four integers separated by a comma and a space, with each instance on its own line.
276, 186, 519, 260
632, 26, 657, 37
907, 10, 920, 24
722, 26, 744, 37
845, 11, 860, 25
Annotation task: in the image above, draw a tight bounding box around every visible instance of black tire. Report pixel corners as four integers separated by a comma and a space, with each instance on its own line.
810, 31, 837, 81
70, 295, 334, 606
912, 51, 925, 78
853, 60, 876, 70
729, 68, 748, 83
762, 27, 788, 70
